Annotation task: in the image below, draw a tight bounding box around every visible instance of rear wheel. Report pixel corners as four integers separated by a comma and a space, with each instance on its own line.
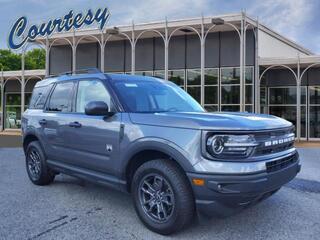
26, 141, 55, 185
131, 159, 195, 235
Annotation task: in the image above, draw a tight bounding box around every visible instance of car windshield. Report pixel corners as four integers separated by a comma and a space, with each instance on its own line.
112, 79, 204, 113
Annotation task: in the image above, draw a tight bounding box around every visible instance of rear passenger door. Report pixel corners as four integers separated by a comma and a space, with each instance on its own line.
62, 79, 121, 175
42, 81, 76, 162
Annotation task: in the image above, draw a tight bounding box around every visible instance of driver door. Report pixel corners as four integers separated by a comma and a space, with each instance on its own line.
63, 79, 121, 174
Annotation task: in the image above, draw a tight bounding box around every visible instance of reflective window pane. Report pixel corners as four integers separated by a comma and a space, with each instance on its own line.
301, 87, 307, 105
168, 70, 185, 87
260, 106, 268, 114
221, 105, 240, 112
5, 93, 21, 129
5, 106, 21, 129
154, 70, 165, 79
310, 86, 320, 105
260, 87, 267, 105
245, 67, 253, 84
187, 86, 201, 103
301, 106, 306, 138
205, 69, 218, 85
269, 88, 297, 105
0, 86, 2, 129
221, 85, 240, 104
205, 86, 218, 104
25, 93, 32, 108
245, 85, 253, 104
204, 105, 218, 112
187, 69, 201, 85
269, 106, 296, 128
245, 105, 253, 113
135, 71, 153, 76
6, 94, 21, 105
221, 68, 240, 84
310, 106, 320, 138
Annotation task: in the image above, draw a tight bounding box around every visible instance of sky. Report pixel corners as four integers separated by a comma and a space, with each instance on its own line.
0, 0, 319, 53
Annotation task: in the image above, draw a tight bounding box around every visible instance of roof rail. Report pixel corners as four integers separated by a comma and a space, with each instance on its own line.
60, 68, 102, 76
46, 68, 103, 79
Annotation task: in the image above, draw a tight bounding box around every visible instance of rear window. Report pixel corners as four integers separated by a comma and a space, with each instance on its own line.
29, 85, 52, 109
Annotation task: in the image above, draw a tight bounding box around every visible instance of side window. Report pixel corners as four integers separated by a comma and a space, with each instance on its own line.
76, 80, 112, 113
29, 84, 52, 109
47, 82, 74, 112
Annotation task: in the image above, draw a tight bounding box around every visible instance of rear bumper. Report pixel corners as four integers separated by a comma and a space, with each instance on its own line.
187, 152, 301, 217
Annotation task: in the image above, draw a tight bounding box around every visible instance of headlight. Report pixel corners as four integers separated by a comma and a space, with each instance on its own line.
206, 135, 258, 159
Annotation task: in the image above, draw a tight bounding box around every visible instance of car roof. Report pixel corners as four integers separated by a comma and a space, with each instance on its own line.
35, 73, 163, 88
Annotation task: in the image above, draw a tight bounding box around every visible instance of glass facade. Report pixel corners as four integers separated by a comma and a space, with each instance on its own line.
268, 87, 298, 136
220, 67, 253, 112
0, 86, 2, 130
168, 70, 185, 88
262, 86, 308, 138
135, 71, 153, 77
5, 93, 21, 129
186, 69, 201, 103
309, 86, 320, 139
204, 68, 219, 111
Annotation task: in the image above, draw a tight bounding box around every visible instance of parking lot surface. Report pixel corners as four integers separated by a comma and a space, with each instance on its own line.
0, 148, 319, 240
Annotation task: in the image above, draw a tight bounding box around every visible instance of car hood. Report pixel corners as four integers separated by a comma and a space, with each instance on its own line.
129, 112, 293, 131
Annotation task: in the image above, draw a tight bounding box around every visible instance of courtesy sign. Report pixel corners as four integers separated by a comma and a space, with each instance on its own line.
8, 7, 110, 50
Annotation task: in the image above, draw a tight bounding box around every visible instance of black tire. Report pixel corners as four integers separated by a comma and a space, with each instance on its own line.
131, 159, 195, 235
25, 141, 55, 185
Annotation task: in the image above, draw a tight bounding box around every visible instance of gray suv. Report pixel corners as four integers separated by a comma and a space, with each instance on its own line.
22, 70, 301, 235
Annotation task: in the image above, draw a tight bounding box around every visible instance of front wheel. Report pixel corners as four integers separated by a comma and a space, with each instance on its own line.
25, 141, 55, 185
131, 159, 195, 235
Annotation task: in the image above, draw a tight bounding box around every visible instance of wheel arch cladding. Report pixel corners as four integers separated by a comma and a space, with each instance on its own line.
124, 142, 194, 192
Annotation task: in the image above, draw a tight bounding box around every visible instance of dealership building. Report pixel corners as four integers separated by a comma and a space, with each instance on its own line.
1, 13, 320, 141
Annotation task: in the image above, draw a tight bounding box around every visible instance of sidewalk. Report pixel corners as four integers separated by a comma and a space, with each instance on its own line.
0, 131, 22, 148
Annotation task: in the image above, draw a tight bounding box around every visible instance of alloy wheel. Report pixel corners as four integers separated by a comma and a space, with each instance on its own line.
138, 173, 175, 223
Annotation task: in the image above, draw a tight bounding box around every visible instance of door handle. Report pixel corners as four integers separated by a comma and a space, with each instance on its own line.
69, 121, 82, 128
39, 119, 47, 125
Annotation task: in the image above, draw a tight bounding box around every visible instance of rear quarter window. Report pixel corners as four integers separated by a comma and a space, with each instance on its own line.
29, 84, 53, 109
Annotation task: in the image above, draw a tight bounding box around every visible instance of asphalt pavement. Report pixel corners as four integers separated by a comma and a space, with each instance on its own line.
0, 148, 319, 240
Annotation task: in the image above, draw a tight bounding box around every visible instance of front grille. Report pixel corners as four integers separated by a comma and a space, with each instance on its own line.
255, 142, 294, 155
253, 128, 295, 156
266, 153, 298, 173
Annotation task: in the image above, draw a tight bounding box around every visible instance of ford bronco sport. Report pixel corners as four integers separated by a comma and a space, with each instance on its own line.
22, 70, 301, 235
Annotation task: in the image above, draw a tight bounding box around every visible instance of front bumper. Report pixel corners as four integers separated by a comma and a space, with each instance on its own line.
187, 152, 301, 217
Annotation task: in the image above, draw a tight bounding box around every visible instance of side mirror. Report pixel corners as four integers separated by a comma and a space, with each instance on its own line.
85, 101, 110, 116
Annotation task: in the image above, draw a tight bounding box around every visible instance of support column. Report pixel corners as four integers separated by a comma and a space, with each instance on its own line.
297, 56, 301, 141
21, 52, 25, 114
101, 33, 105, 73
45, 38, 50, 77
254, 20, 260, 113
131, 22, 135, 74
0, 71, 4, 131
200, 17, 205, 106
72, 31, 76, 73
164, 18, 169, 80
240, 13, 244, 112
243, 13, 247, 112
